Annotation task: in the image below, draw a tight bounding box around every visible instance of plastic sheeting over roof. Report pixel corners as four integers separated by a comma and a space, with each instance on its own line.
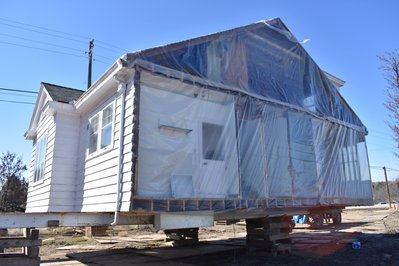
125, 17, 365, 132
127, 18, 372, 208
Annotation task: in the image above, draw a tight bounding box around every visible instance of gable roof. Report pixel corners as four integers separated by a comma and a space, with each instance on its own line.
42, 82, 84, 103
117, 17, 364, 130
76, 17, 364, 132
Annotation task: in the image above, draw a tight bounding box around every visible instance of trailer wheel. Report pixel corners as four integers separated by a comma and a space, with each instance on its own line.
289, 220, 296, 232
332, 212, 342, 225
309, 214, 323, 229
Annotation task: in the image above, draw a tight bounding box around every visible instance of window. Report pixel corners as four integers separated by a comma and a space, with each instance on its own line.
202, 122, 224, 160
34, 135, 48, 182
89, 103, 114, 155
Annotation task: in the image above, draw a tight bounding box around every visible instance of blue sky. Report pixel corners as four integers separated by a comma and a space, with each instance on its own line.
1, 0, 398, 182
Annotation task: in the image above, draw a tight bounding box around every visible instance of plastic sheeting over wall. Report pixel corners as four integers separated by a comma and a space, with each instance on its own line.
137, 72, 372, 206
130, 17, 373, 207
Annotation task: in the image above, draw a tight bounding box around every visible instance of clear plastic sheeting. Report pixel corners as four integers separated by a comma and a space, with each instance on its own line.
136, 71, 372, 207
138, 74, 239, 199
126, 18, 364, 130
130, 17, 373, 209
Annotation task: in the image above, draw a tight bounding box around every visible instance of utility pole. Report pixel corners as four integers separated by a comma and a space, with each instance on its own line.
87, 39, 94, 89
382, 166, 392, 209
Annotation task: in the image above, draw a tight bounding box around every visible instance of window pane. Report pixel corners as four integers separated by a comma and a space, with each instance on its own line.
90, 115, 99, 135
34, 169, 38, 182
101, 105, 113, 148
89, 133, 98, 154
202, 122, 224, 160
101, 124, 112, 148
89, 115, 99, 154
34, 135, 47, 182
102, 106, 113, 126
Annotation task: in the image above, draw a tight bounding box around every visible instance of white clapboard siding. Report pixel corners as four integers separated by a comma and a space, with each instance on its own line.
79, 170, 131, 189
28, 184, 75, 198
26, 107, 55, 213
26, 183, 51, 197
78, 191, 131, 207
75, 84, 134, 212
82, 177, 116, 191
46, 112, 80, 212
27, 82, 135, 213
27, 191, 51, 203
80, 202, 115, 212
24, 202, 50, 213
83, 167, 118, 183
26, 96, 82, 212
50, 158, 77, 172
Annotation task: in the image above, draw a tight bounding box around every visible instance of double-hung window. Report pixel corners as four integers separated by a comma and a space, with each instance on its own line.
34, 135, 48, 182
89, 103, 114, 155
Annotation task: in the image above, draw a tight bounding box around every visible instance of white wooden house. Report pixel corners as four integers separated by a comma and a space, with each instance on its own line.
25, 18, 373, 216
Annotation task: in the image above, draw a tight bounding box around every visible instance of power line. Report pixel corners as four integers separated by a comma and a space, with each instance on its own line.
0, 16, 127, 67
368, 128, 393, 137
0, 32, 86, 53
0, 16, 128, 54
0, 99, 34, 105
0, 40, 112, 65
93, 58, 112, 65
96, 42, 128, 54
368, 148, 395, 153
367, 133, 393, 141
367, 143, 395, 151
0, 40, 87, 59
0, 87, 37, 94
0, 21, 86, 44
92, 53, 114, 62
0, 17, 89, 41
370, 166, 399, 172
0, 91, 36, 98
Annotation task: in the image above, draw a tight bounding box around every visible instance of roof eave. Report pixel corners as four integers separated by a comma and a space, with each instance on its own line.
74, 58, 130, 113
24, 84, 52, 140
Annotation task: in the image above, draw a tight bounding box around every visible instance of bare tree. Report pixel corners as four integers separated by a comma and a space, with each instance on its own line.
379, 50, 399, 156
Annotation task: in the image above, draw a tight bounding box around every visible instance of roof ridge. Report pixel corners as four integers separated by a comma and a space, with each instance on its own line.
125, 17, 284, 61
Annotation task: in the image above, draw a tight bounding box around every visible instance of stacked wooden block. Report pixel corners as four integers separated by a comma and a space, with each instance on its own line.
246, 216, 292, 255
0, 228, 41, 266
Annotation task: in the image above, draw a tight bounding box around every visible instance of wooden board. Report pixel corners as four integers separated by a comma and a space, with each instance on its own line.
0, 238, 42, 249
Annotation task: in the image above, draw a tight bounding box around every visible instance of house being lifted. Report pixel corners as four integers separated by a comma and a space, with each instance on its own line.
23, 18, 372, 232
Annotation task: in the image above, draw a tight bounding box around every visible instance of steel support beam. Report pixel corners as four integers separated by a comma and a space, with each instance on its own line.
0, 212, 154, 229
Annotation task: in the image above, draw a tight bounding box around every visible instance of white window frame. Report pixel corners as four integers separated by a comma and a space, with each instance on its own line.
88, 102, 115, 157
33, 134, 48, 183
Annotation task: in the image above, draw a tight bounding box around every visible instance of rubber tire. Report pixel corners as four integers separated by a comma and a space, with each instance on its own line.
289, 221, 296, 232
332, 212, 342, 225
310, 214, 323, 229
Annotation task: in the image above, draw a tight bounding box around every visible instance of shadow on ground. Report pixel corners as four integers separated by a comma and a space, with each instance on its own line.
41, 230, 399, 266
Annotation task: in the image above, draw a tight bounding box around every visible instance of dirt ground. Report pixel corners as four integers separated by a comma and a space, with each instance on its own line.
28, 207, 399, 265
